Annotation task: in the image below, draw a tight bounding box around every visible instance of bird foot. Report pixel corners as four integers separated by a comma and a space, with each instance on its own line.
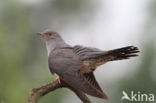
57, 76, 61, 84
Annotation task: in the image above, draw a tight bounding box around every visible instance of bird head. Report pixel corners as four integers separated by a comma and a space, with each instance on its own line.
37, 30, 60, 40
37, 30, 69, 55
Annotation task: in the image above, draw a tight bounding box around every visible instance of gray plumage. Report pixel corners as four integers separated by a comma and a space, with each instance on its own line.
39, 30, 139, 100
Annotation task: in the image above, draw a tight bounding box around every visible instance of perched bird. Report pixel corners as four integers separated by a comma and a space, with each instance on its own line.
38, 30, 139, 100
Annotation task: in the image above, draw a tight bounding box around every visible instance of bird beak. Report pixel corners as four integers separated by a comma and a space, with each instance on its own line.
37, 32, 46, 36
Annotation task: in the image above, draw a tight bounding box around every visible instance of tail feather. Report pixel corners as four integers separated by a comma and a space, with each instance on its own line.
107, 46, 139, 60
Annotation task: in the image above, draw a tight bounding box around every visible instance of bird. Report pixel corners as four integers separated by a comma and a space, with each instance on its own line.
38, 30, 139, 100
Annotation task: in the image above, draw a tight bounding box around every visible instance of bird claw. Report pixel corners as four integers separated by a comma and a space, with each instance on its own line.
57, 77, 61, 84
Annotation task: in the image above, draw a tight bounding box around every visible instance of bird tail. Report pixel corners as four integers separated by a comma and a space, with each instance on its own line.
106, 46, 139, 61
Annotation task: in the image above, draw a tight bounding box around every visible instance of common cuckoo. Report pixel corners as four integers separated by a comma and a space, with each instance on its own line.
38, 30, 139, 100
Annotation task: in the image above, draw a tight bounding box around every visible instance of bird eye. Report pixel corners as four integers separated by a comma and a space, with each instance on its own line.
47, 33, 52, 36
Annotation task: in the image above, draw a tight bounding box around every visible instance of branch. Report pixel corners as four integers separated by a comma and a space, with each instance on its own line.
27, 80, 91, 103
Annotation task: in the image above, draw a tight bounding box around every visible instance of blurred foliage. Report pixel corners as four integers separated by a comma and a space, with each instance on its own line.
0, 1, 34, 103
0, 0, 98, 103
111, 0, 156, 103
0, 0, 155, 103
0, 0, 63, 103
112, 43, 156, 103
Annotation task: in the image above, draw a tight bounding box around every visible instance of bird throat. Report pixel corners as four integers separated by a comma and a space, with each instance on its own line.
45, 39, 69, 56
46, 43, 54, 56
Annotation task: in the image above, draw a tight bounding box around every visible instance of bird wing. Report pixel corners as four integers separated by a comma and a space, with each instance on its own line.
73, 45, 105, 60
83, 72, 103, 93
48, 48, 107, 99
73, 45, 139, 61
63, 70, 108, 99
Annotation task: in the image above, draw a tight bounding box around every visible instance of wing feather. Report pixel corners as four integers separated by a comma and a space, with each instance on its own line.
73, 45, 139, 61
48, 48, 107, 99
63, 71, 107, 99
73, 45, 105, 60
